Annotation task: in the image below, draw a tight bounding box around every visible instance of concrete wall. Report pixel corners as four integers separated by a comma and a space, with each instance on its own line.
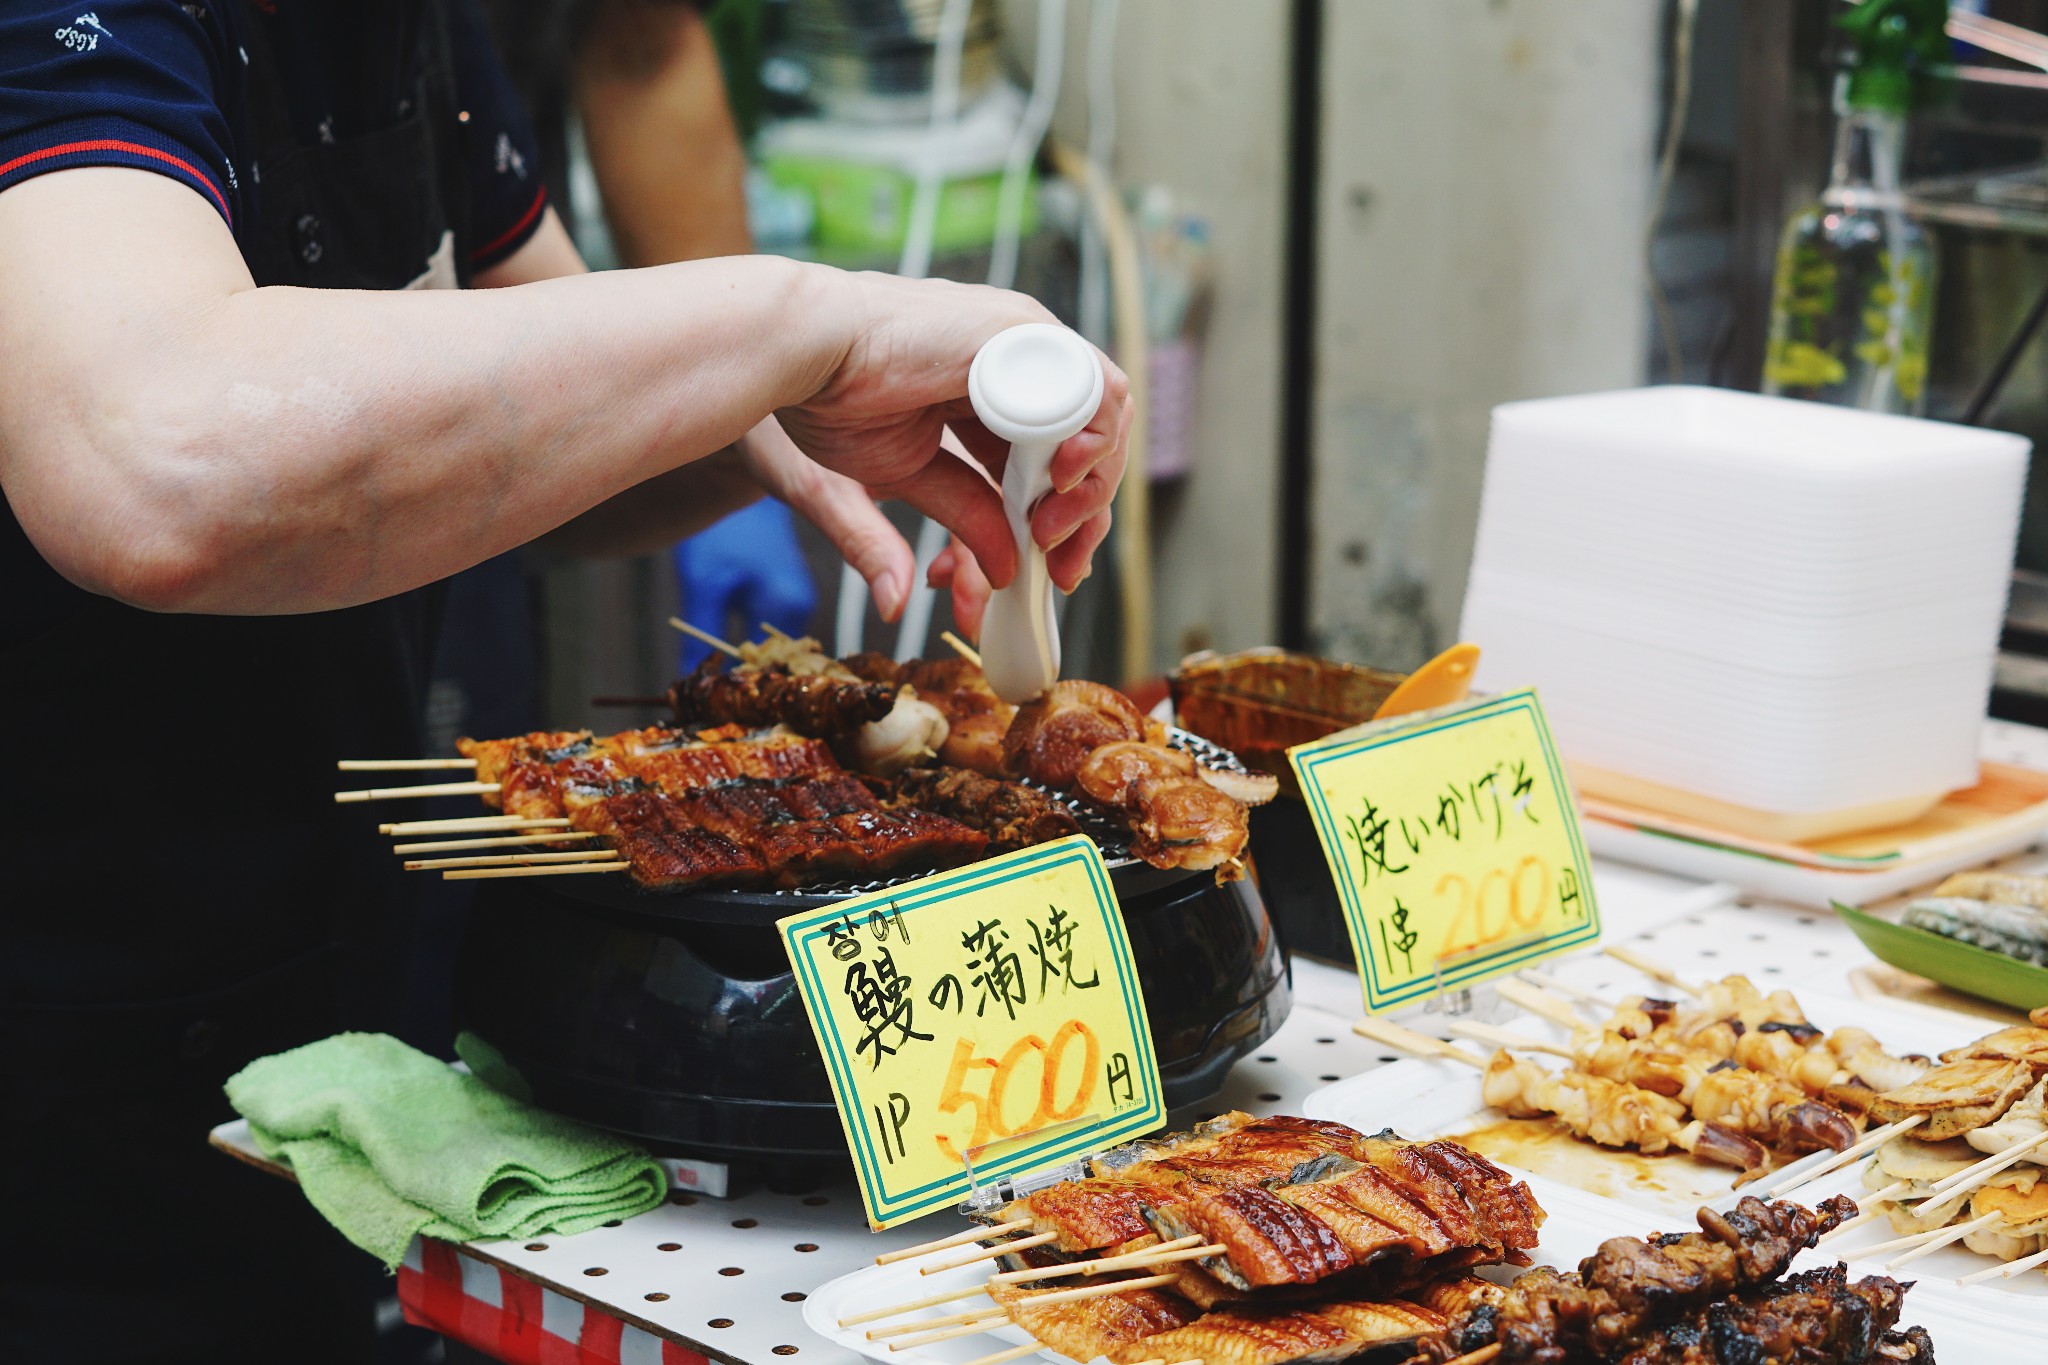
1305, 0, 1660, 669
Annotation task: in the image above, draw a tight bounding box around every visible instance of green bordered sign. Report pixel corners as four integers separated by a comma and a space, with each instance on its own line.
778, 836, 1163, 1229
1288, 689, 1600, 1014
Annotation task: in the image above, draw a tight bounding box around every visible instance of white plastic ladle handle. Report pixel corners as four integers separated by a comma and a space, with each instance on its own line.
967, 324, 1105, 703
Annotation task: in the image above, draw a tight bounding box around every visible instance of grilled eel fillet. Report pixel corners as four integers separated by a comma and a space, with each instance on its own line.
458, 727, 840, 820
548, 758, 985, 890
986, 1263, 1499, 1365
994, 1117, 1542, 1292
669, 661, 899, 737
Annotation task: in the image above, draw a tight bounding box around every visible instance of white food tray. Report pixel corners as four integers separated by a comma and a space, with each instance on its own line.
1580, 814, 2048, 910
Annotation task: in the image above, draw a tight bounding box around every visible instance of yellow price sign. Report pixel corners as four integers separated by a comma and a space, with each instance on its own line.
1287, 689, 1599, 1014
778, 836, 1164, 1229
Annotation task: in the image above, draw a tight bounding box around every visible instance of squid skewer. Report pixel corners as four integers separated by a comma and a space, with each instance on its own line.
1447, 1019, 1858, 1154
1354, 1018, 1768, 1171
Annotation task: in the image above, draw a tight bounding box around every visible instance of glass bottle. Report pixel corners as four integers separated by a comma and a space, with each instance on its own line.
1763, 106, 1937, 415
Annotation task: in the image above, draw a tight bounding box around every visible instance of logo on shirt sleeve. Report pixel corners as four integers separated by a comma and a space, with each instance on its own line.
493, 133, 527, 180
55, 13, 109, 51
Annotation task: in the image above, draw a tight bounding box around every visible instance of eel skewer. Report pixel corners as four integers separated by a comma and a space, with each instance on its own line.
338, 757, 478, 771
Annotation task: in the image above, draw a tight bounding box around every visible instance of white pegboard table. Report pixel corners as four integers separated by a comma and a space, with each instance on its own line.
215, 860, 1920, 1365
212, 716, 2048, 1364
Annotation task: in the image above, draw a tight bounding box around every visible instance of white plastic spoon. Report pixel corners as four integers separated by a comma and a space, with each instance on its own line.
967, 323, 1105, 703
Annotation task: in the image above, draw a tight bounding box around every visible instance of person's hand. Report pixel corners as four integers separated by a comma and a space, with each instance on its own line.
736, 416, 918, 620
777, 271, 1129, 596
926, 534, 994, 640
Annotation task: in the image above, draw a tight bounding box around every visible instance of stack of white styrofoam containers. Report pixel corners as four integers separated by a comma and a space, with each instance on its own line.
1459, 386, 2031, 841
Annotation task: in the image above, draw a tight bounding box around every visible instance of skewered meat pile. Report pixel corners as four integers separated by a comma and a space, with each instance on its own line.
846, 652, 1018, 777
884, 765, 1081, 853
671, 640, 1274, 875
381, 634, 1275, 886
919, 1114, 1541, 1365
454, 724, 995, 890
1461, 976, 1923, 1177
871, 1115, 1934, 1365
669, 661, 899, 737
1829, 1016, 2048, 1270
1005, 681, 1277, 875
981, 1113, 1544, 1298
1408, 1196, 1934, 1365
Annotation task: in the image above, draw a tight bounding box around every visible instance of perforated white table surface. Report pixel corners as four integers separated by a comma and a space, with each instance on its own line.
212, 720, 2048, 1364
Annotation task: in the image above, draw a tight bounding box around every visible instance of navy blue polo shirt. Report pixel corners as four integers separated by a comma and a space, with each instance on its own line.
0, 1, 548, 270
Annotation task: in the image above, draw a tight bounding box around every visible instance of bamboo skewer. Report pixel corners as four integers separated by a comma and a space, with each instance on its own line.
1816, 1181, 1908, 1244
760, 622, 793, 640
838, 1283, 993, 1327
442, 862, 632, 881
380, 816, 570, 835
404, 850, 621, 871
1766, 1117, 1924, 1199
876, 1219, 1031, 1266
1602, 944, 1701, 997
1011, 1272, 1179, 1307
922, 1231, 1059, 1275
942, 630, 983, 668
1887, 1211, 2004, 1269
1446, 1019, 1573, 1059
1353, 1017, 1485, 1069
668, 616, 742, 658
1858, 1213, 2001, 1260
867, 1306, 1009, 1340
887, 1315, 1011, 1350
392, 832, 599, 854
1517, 968, 1614, 1013
959, 1343, 1043, 1365
1492, 978, 1585, 1031
1443, 1347, 1502, 1365
1923, 1128, 2048, 1202
336, 780, 500, 804
989, 1237, 1219, 1285
338, 758, 479, 771
1958, 1241, 2048, 1284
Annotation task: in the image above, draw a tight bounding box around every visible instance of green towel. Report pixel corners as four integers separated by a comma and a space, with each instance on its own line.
225, 1032, 665, 1268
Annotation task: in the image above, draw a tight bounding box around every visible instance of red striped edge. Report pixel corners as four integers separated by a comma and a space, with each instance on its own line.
472, 183, 547, 265
0, 138, 231, 222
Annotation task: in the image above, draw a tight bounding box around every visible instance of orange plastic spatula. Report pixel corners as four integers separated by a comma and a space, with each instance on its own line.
1372, 643, 1481, 721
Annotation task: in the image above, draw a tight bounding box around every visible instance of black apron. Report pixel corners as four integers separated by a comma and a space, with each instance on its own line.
1, 4, 475, 1360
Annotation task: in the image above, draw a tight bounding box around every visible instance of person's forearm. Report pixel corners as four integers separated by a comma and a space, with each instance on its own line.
576, 0, 752, 266
0, 181, 845, 614
539, 445, 762, 557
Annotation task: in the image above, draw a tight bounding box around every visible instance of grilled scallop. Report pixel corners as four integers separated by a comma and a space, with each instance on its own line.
1868, 1057, 2036, 1139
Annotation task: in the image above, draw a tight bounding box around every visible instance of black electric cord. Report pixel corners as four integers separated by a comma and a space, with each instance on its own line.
1962, 265, 2048, 425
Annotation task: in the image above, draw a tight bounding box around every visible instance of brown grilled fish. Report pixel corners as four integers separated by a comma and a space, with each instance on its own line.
1132, 1297, 1450, 1365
